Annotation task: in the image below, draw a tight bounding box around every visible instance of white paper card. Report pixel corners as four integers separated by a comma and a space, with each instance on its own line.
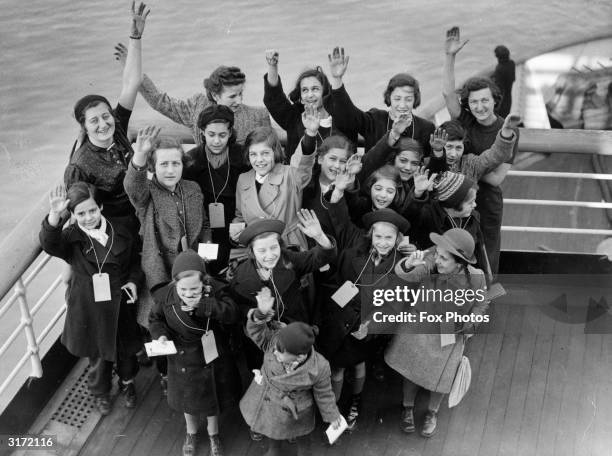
92, 273, 111, 302
440, 332, 456, 347
326, 415, 348, 444
198, 243, 219, 260
145, 340, 177, 357
229, 222, 245, 238
331, 281, 359, 308
202, 331, 219, 363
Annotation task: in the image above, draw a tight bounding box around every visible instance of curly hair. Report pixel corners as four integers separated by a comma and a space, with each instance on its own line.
458, 77, 502, 115
203, 66, 246, 103
288, 67, 331, 104
383, 73, 421, 108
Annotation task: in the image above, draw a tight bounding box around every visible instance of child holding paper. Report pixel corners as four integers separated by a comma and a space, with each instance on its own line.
240, 293, 343, 455
149, 251, 240, 456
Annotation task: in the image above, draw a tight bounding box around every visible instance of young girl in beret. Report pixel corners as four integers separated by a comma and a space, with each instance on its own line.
149, 250, 240, 456
228, 211, 336, 371
240, 292, 343, 455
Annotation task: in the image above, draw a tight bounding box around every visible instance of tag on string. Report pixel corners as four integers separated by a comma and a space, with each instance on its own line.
208, 203, 225, 228
202, 331, 219, 363
331, 281, 359, 308
198, 243, 219, 261
92, 273, 112, 302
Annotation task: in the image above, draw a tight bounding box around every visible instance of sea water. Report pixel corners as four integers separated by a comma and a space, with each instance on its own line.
0, 0, 610, 236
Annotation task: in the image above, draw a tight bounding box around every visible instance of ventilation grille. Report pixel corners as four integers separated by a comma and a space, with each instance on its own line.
50, 366, 96, 429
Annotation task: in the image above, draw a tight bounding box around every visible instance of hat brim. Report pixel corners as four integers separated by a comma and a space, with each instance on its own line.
238, 219, 286, 245
429, 232, 477, 264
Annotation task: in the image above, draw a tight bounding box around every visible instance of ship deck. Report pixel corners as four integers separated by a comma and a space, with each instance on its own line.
71, 301, 612, 456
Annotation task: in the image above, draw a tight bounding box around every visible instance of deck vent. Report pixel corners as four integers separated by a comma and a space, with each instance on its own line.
50, 366, 96, 429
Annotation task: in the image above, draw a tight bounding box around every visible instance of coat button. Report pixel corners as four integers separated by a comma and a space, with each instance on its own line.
181, 368, 186, 373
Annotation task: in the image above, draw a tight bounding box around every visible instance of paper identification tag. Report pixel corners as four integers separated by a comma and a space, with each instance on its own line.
198, 243, 219, 260
229, 222, 245, 238
331, 281, 359, 308
180, 235, 189, 252
319, 263, 330, 272
145, 340, 177, 357
92, 273, 111, 302
202, 331, 219, 363
208, 203, 225, 228
440, 333, 456, 347
326, 415, 348, 444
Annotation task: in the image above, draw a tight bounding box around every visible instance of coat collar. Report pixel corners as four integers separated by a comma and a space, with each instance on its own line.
232, 256, 296, 299
64, 221, 131, 265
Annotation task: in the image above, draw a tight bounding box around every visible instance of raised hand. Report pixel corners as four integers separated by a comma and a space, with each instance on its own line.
502, 113, 521, 131
49, 184, 70, 215
265, 49, 279, 67
333, 168, 355, 192
351, 320, 370, 340
397, 237, 417, 257
134, 125, 161, 157
301, 104, 320, 136
345, 153, 362, 176
406, 250, 427, 267
413, 166, 437, 196
256, 287, 275, 314
296, 209, 324, 239
114, 42, 128, 67
130, 1, 151, 39
445, 26, 468, 56
328, 46, 350, 79
429, 128, 448, 154
391, 113, 412, 138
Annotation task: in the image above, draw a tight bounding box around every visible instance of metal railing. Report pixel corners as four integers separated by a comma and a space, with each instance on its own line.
0, 127, 611, 411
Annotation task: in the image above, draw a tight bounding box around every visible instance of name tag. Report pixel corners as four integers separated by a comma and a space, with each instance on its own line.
331, 280, 359, 308
208, 203, 225, 228
92, 273, 111, 302
198, 243, 219, 261
202, 331, 219, 363
180, 235, 189, 252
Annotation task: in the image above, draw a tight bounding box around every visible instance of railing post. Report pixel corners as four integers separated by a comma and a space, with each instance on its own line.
15, 278, 43, 379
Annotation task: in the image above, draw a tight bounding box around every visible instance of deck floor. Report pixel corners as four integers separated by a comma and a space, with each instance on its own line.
80, 301, 612, 456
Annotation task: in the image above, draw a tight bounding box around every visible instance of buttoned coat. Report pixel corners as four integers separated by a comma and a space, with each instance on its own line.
234, 146, 315, 250
39, 217, 142, 362
385, 251, 489, 393
148, 281, 241, 415
124, 163, 207, 291
239, 313, 340, 440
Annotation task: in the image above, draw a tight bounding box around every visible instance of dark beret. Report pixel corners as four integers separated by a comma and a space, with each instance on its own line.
197, 104, 235, 129
238, 219, 286, 245
362, 208, 411, 234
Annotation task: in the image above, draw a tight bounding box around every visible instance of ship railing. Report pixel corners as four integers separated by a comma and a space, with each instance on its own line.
0, 127, 611, 412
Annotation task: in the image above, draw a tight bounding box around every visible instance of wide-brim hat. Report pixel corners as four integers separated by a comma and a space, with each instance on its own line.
429, 228, 476, 264
362, 208, 410, 234
239, 219, 286, 245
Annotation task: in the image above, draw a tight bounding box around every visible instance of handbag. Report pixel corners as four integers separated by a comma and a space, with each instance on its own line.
448, 355, 471, 408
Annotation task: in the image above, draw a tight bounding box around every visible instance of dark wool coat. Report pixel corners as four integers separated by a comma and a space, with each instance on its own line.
148, 281, 241, 415
39, 217, 142, 362
240, 313, 340, 440
329, 84, 434, 154
263, 74, 341, 159
385, 251, 488, 393
124, 163, 207, 291
229, 242, 337, 325
315, 197, 405, 366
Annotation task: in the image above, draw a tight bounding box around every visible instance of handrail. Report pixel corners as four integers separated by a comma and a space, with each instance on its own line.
1, 126, 611, 414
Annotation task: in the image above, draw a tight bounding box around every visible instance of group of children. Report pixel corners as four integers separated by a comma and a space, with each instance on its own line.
39, 3, 520, 456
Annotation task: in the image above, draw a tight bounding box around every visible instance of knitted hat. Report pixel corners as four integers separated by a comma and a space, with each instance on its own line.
430, 228, 476, 264
73, 95, 112, 124
171, 250, 205, 278
362, 208, 411, 234
239, 219, 285, 245
277, 322, 319, 355
434, 172, 475, 208
197, 104, 235, 129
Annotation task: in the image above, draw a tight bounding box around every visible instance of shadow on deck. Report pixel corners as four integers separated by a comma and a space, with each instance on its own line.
78, 301, 612, 456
